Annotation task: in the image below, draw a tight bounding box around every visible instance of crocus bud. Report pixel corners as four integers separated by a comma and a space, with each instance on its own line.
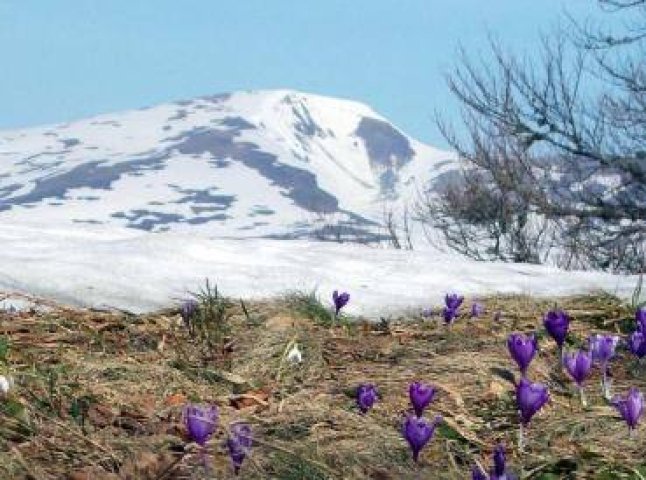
562, 349, 592, 387
612, 387, 644, 435
628, 330, 646, 359
507, 333, 538, 377
636, 307, 646, 332
227, 422, 253, 475
402, 414, 441, 462
409, 381, 436, 417
543, 309, 570, 348
471, 302, 484, 318
471, 465, 488, 480
516, 378, 549, 426
492, 444, 506, 477
183, 404, 219, 446
589, 334, 619, 364
445, 293, 464, 311
332, 290, 350, 316
356, 384, 377, 414
180, 299, 198, 328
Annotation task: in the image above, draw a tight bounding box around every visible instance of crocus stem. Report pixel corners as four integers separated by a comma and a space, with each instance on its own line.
519, 424, 526, 452
557, 345, 563, 364
629, 427, 635, 439
578, 386, 588, 408
601, 365, 612, 401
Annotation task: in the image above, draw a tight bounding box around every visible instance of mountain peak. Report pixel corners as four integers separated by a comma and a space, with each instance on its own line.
0, 90, 454, 241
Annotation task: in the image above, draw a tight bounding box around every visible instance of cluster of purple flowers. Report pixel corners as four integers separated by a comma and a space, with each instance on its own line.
507, 306, 645, 442
443, 293, 465, 323
421, 293, 484, 323
177, 293, 644, 475
355, 381, 442, 463
183, 404, 253, 475
505, 329, 550, 443
404, 382, 442, 462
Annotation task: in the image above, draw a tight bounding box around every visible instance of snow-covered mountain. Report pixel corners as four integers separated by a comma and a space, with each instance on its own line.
0, 89, 454, 241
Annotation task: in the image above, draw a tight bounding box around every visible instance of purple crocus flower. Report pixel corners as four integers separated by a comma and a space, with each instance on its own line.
562, 349, 592, 387
421, 307, 433, 319
589, 334, 619, 399
471, 444, 516, 480
402, 414, 442, 462
227, 422, 253, 475
180, 299, 199, 329
507, 333, 538, 377
445, 293, 464, 311
409, 381, 436, 417
492, 444, 506, 478
516, 378, 549, 426
471, 302, 484, 318
589, 334, 619, 364
612, 387, 644, 436
472, 466, 488, 480
636, 307, 646, 332
183, 404, 219, 446
543, 309, 570, 348
332, 290, 350, 317
356, 383, 378, 414
443, 306, 458, 324
628, 330, 646, 359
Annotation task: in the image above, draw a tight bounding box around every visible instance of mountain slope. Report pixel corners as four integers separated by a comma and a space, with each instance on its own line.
0, 90, 454, 240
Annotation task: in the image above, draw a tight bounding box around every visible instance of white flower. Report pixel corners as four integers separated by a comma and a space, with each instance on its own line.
0, 375, 13, 395
286, 343, 303, 364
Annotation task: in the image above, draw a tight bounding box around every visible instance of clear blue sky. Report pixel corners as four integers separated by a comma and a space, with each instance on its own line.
0, 0, 598, 146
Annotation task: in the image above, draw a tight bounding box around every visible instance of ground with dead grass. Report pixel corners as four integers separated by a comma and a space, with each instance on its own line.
0, 290, 644, 479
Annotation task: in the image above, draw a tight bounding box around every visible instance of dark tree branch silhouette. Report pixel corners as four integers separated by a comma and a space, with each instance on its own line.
419, 0, 646, 272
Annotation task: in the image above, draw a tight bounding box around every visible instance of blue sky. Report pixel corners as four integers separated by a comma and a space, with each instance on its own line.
0, 0, 598, 146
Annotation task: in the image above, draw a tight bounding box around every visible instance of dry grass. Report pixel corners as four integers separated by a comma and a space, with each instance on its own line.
0, 290, 644, 479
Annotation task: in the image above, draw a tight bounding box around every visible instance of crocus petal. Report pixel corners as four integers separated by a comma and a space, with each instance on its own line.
563, 349, 592, 387
227, 422, 253, 475
402, 415, 441, 462
443, 307, 458, 324
471, 465, 488, 480
492, 444, 506, 477
636, 308, 646, 332
516, 378, 549, 425
409, 381, 436, 417
445, 293, 464, 311
184, 404, 219, 446
356, 384, 378, 414
471, 302, 484, 318
543, 310, 570, 347
628, 331, 646, 358
589, 334, 619, 364
333, 291, 350, 314
507, 333, 538, 376
612, 387, 644, 430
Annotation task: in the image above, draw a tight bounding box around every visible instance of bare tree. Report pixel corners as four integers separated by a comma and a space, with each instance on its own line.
382, 201, 415, 250
420, 1, 646, 272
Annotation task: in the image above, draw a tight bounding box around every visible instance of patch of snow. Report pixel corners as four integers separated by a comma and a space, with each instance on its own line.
0, 222, 636, 318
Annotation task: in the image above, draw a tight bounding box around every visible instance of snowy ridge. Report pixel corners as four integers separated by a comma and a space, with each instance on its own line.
0, 89, 454, 241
